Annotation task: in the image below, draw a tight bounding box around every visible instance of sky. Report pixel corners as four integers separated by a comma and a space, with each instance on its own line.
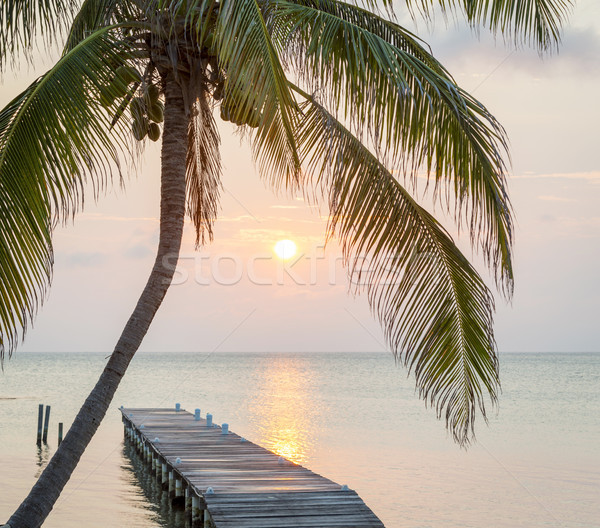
1, 1, 599, 355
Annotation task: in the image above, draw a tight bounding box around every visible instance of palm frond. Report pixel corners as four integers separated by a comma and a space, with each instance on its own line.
0, 27, 134, 359
293, 84, 499, 445
270, 0, 514, 296
406, 0, 573, 51
187, 82, 222, 246
216, 0, 301, 188
0, 0, 78, 71
64, 0, 140, 53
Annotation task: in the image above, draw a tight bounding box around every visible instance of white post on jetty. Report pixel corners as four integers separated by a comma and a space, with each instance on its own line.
175, 403, 181, 412
221, 423, 229, 435
206, 413, 213, 427
194, 409, 201, 421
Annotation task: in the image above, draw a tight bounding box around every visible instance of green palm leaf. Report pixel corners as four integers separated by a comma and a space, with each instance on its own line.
215, 0, 301, 187
0, 0, 78, 70
64, 0, 139, 52
0, 27, 134, 359
270, 0, 513, 295
407, 0, 573, 51
293, 84, 499, 445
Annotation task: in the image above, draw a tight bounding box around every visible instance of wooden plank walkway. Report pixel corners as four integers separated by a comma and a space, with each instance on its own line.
121, 407, 385, 528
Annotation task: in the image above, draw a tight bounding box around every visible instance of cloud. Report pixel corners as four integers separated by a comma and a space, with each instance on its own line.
513, 171, 600, 182
123, 244, 154, 259
537, 195, 576, 202
80, 213, 158, 223
64, 252, 107, 267
424, 21, 600, 78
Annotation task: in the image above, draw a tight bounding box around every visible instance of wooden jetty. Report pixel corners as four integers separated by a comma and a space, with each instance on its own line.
121, 407, 385, 528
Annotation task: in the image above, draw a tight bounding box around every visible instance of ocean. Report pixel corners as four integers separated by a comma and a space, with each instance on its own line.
0, 352, 598, 527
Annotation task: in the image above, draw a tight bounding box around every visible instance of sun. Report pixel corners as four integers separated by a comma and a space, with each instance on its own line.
274, 239, 297, 260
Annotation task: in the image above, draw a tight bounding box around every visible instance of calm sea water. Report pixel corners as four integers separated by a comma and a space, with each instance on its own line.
0, 352, 598, 527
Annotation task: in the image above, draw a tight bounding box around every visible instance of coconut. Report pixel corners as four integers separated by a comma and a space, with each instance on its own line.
145, 84, 160, 105
147, 101, 164, 123
132, 117, 148, 141
148, 123, 161, 142
130, 97, 146, 120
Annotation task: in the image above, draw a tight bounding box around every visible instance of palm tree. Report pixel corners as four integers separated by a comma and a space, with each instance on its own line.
0, 0, 571, 526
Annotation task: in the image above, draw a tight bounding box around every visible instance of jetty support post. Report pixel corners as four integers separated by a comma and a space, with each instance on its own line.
58, 423, 63, 445
36, 404, 43, 445
162, 462, 169, 490
42, 405, 51, 443
169, 470, 175, 496
191, 495, 202, 528
185, 486, 192, 512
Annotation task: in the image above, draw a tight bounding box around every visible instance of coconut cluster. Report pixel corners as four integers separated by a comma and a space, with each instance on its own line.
99, 65, 163, 142
215, 82, 261, 128
131, 85, 164, 142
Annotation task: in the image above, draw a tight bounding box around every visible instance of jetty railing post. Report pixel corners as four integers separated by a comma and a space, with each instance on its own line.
36, 404, 43, 445
42, 405, 51, 443
58, 423, 63, 445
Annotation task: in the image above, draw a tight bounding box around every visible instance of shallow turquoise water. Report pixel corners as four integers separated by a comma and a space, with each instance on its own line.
0, 352, 598, 527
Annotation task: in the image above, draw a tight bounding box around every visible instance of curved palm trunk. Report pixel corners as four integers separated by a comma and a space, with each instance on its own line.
6, 73, 188, 528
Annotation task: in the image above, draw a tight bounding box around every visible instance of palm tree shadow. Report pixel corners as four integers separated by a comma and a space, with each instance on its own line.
121, 443, 190, 528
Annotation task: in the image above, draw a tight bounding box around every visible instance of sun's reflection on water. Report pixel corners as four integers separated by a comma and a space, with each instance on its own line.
248, 356, 316, 465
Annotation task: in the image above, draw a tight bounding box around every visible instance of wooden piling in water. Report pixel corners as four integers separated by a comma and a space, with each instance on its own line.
36, 404, 43, 445
58, 422, 63, 445
42, 405, 51, 443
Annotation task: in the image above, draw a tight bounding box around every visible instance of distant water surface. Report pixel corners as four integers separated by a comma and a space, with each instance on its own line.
0, 352, 598, 527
